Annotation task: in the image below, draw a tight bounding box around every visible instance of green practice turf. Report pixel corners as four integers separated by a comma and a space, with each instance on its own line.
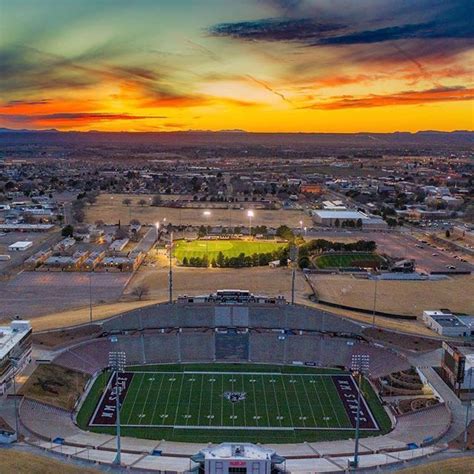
173, 239, 285, 262
78, 364, 390, 443
315, 252, 384, 269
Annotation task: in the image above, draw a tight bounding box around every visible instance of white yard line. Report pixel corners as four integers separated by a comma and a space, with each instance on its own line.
184, 375, 195, 427
196, 374, 205, 425
290, 376, 306, 428
322, 377, 344, 428
138, 374, 156, 425
149, 373, 166, 425
260, 375, 271, 427
125, 373, 145, 425
309, 376, 330, 428
270, 376, 283, 427
299, 375, 318, 428
241, 374, 247, 427
172, 374, 185, 426
280, 376, 295, 427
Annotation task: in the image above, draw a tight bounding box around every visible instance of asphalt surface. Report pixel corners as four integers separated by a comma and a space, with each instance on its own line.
306, 229, 473, 274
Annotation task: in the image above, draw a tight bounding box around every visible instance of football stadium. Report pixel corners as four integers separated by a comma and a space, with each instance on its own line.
18, 290, 455, 471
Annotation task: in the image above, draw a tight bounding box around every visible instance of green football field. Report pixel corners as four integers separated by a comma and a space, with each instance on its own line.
79, 364, 389, 443
315, 252, 384, 269
173, 239, 286, 262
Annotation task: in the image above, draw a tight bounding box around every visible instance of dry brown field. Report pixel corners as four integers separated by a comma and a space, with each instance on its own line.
307, 273, 474, 317
85, 193, 312, 227
0, 450, 99, 474
397, 457, 474, 474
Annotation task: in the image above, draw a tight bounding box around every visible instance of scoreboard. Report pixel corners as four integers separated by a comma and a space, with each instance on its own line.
442, 342, 466, 389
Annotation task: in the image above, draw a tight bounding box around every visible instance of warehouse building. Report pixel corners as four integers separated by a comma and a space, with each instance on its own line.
8, 241, 33, 252
423, 310, 474, 338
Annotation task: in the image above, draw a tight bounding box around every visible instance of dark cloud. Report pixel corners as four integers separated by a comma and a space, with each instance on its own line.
0, 113, 167, 123
209, 18, 344, 42
209, 1, 473, 48
304, 85, 473, 109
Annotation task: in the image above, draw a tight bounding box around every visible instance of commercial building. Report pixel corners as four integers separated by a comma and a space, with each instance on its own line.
423, 310, 474, 338
0, 320, 32, 395
8, 241, 33, 252
191, 443, 285, 474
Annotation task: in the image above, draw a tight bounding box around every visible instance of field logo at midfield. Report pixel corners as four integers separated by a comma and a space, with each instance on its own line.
224, 391, 246, 403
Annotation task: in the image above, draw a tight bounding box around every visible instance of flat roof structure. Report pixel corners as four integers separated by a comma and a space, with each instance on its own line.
313, 210, 368, 220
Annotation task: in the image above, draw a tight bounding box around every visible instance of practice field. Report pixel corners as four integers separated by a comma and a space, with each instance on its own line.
173, 239, 286, 263
79, 364, 389, 443
315, 252, 384, 269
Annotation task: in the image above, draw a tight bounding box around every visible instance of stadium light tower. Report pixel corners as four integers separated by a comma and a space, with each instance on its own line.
203, 211, 211, 261
247, 210, 254, 237
154, 221, 160, 238
109, 351, 126, 466
350, 353, 370, 469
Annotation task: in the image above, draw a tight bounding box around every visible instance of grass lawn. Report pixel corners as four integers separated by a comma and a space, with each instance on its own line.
173, 239, 286, 263
315, 252, 384, 269
77, 363, 390, 443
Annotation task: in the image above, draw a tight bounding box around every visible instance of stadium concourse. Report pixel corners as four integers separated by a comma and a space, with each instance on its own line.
18, 292, 459, 472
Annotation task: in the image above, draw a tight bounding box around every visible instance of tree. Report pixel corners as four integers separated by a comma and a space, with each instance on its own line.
62, 225, 74, 237
276, 225, 294, 241
182, 257, 188, 266
130, 219, 141, 225
356, 218, 363, 228
138, 198, 147, 207
217, 251, 225, 267
131, 284, 149, 301
151, 195, 162, 206
334, 219, 340, 228
445, 229, 451, 238
122, 198, 132, 207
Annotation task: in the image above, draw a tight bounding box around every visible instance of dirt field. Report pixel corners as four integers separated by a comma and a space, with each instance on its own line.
19, 364, 89, 411
126, 265, 307, 302
397, 456, 474, 474
33, 324, 103, 348
85, 193, 312, 227
0, 449, 99, 474
307, 273, 474, 317
0, 271, 130, 320
26, 299, 160, 332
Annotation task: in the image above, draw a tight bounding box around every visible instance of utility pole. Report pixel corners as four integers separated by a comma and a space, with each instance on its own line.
169, 231, 173, 304
289, 244, 298, 305
372, 275, 378, 327
89, 272, 93, 324
464, 369, 473, 450
350, 353, 370, 470
109, 351, 126, 466
10, 358, 20, 440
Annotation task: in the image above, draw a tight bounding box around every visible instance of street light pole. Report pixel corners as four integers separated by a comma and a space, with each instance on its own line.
169, 231, 173, 303
464, 369, 473, 450
10, 358, 20, 440
109, 351, 126, 466
372, 275, 378, 327
247, 210, 254, 238
89, 273, 93, 324
350, 354, 370, 469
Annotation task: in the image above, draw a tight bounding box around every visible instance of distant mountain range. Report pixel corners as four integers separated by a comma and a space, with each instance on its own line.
0, 128, 472, 149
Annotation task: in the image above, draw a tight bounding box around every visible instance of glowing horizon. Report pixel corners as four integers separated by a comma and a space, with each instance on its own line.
0, 0, 472, 132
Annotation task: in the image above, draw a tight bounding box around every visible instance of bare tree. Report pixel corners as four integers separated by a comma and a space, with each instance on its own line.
138, 198, 147, 207
122, 198, 132, 207
151, 195, 162, 206
131, 284, 149, 301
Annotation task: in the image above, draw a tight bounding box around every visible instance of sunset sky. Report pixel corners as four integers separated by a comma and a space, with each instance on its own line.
0, 0, 472, 132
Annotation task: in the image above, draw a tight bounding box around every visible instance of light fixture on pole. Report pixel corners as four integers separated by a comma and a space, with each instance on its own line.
108, 351, 126, 466
299, 220, 303, 235
203, 211, 211, 261
247, 210, 254, 237
9, 357, 20, 440
350, 353, 370, 469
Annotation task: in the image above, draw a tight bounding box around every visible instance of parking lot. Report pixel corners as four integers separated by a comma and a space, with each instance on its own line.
0, 230, 61, 276
0, 271, 131, 320
305, 229, 472, 274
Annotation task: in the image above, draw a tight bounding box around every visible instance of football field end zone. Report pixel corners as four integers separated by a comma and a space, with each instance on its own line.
88, 370, 379, 432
